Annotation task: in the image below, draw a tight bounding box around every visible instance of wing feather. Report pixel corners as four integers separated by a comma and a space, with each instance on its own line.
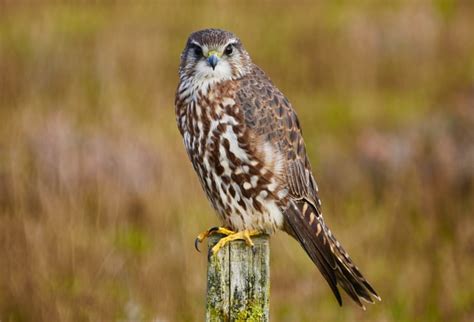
235, 64, 380, 307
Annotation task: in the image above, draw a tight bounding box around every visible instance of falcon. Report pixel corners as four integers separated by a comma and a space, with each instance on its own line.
175, 28, 380, 308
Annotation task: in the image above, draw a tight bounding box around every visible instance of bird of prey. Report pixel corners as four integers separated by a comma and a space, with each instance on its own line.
175, 28, 380, 308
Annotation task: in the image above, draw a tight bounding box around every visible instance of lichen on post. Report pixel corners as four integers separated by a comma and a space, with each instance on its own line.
206, 234, 270, 322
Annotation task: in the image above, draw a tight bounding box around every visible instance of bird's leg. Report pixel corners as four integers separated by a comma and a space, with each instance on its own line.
209, 229, 262, 257
195, 226, 235, 252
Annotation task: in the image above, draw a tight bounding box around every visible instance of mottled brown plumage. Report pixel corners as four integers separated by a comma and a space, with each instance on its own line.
175, 28, 380, 308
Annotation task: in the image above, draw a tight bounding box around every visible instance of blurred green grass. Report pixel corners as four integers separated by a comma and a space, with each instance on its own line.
0, 1, 473, 321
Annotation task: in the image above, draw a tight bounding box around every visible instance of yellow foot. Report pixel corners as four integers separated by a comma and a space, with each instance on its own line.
194, 226, 235, 252
210, 229, 262, 257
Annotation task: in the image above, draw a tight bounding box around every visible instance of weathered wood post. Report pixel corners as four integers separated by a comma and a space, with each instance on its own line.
206, 234, 270, 321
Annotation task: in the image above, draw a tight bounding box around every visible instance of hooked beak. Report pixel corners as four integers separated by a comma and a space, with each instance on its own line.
207, 51, 220, 70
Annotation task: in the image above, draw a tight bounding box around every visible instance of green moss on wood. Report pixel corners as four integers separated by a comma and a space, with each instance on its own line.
206, 234, 269, 321
235, 299, 266, 322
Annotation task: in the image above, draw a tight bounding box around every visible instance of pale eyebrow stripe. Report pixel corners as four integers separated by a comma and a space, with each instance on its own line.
226, 38, 238, 46
190, 40, 201, 46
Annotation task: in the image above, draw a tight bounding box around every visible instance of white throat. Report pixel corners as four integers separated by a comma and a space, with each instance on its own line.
178, 60, 233, 104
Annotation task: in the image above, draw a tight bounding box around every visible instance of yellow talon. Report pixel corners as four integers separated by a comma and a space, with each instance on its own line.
210, 229, 262, 256
195, 227, 236, 252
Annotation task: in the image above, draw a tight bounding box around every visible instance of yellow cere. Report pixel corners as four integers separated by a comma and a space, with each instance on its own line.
206, 50, 222, 58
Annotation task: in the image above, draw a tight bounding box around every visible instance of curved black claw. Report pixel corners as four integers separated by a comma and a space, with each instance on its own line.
208, 226, 219, 233
195, 238, 201, 252
195, 227, 221, 253
251, 245, 257, 255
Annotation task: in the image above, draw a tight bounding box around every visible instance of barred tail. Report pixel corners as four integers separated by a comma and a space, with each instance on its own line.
283, 200, 380, 309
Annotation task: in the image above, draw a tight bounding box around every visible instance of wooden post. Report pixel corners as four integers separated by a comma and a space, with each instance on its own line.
206, 234, 270, 322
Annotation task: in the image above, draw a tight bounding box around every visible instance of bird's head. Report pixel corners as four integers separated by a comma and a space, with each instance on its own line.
179, 29, 252, 83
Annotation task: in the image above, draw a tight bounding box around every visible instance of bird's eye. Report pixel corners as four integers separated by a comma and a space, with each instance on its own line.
192, 45, 203, 57
224, 44, 234, 56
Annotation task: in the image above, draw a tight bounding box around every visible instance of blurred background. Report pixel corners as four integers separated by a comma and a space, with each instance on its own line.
1, 1, 473, 321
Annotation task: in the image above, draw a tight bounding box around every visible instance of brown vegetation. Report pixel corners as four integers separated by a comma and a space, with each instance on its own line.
0, 2, 473, 321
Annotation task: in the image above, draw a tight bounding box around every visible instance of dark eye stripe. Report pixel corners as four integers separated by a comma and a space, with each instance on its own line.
190, 44, 203, 57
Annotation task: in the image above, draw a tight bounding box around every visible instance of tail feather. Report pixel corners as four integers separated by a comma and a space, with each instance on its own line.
327, 228, 381, 303
283, 202, 342, 305
284, 200, 380, 308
